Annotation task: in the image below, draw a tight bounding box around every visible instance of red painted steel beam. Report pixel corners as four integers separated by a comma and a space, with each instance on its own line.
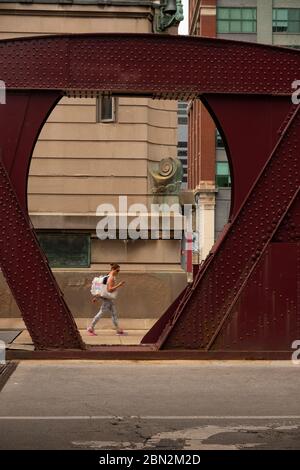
0, 91, 63, 212
0, 34, 299, 95
0, 90, 84, 349
0, 156, 85, 350
0, 34, 298, 218
212, 242, 300, 352
202, 95, 293, 219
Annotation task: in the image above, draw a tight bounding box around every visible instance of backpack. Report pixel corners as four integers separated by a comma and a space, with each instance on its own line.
90, 275, 117, 299
90, 275, 108, 296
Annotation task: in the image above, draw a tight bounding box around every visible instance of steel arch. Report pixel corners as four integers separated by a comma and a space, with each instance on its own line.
0, 34, 299, 355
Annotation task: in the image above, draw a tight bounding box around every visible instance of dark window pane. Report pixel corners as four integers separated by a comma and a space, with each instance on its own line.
230, 8, 241, 20
101, 96, 113, 120
178, 117, 188, 125
216, 162, 231, 188
97, 96, 116, 122
217, 8, 256, 34
218, 8, 230, 20
216, 162, 229, 176
242, 20, 255, 33
288, 9, 300, 21
216, 175, 231, 187
242, 8, 255, 20
230, 20, 242, 33
273, 8, 300, 33
217, 20, 230, 33
37, 233, 91, 268
289, 21, 300, 33
276, 9, 288, 21
216, 130, 224, 148
273, 22, 288, 32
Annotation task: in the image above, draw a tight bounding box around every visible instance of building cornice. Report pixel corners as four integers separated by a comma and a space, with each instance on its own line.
1, 0, 160, 5
0, 1, 160, 21
0, 8, 154, 19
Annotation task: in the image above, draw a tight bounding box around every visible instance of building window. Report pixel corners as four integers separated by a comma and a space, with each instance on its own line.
178, 116, 188, 125
178, 102, 188, 125
178, 141, 188, 185
177, 102, 188, 187
216, 162, 231, 188
217, 8, 257, 34
96, 96, 116, 122
273, 9, 300, 33
37, 232, 91, 268
216, 129, 225, 148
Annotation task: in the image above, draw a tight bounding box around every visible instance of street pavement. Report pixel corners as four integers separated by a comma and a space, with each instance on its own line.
0, 360, 300, 450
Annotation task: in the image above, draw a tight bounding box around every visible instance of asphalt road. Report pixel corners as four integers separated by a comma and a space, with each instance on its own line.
0, 360, 300, 450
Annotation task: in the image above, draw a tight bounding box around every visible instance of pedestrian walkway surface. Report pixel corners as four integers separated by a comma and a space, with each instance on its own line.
0, 318, 156, 349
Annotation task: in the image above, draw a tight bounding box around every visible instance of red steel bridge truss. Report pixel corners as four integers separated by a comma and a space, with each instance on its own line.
0, 34, 299, 358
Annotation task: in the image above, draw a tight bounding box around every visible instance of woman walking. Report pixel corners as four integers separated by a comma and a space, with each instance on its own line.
87, 263, 126, 336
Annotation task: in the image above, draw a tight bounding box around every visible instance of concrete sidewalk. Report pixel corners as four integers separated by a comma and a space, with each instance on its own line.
0, 318, 156, 350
